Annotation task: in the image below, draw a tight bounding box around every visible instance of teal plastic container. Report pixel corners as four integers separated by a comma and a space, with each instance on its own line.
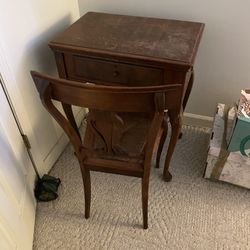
227, 115, 250, 157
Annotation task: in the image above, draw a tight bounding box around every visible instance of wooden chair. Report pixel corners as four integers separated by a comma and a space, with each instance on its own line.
31, 71, 182, 229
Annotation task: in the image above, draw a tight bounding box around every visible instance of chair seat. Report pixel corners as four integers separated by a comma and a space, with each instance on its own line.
83, 112, 151, 177
85, 112, 152, 158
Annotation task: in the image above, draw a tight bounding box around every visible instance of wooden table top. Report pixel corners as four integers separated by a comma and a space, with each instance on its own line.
49, 12, 204, 66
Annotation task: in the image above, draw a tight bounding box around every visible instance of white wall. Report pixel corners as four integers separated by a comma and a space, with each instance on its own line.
0, 0, 81, 174
78, 0, 250, 117
0, 2, 81, 247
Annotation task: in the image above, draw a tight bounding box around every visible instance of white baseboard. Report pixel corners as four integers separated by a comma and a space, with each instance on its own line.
183, 112, 213, 128
42, 108, 86, 174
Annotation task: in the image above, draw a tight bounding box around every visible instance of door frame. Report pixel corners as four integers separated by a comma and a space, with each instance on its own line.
0, 74, 36, 250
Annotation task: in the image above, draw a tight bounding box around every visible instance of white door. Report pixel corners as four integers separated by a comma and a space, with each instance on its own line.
0, 80, 36, 250
0, 0, 83, 176
0, 1, 83, 249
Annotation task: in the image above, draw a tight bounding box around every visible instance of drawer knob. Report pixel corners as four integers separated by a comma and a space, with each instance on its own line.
113, 70, 120, 77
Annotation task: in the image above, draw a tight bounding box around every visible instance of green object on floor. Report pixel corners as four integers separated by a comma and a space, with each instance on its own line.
34, 174, 61, 202
227, 115, 250, 156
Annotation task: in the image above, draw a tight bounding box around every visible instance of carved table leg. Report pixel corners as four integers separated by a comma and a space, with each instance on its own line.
156, 115, 168, 168
183, 71, 194, 111
179, 71, 194, 140
163, 111, 183, 182
62, 103, 81, 141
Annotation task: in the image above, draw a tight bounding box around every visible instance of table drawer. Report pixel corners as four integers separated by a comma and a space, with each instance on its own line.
64, 54, 164, 86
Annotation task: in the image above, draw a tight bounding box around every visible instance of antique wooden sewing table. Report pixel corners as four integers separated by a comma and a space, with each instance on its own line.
49, 12, 204, 180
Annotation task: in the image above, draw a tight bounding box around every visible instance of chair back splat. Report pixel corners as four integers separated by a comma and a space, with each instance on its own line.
31, 70, 182, 229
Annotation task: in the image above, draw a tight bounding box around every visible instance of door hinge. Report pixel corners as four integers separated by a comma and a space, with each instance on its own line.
22, 134, 31, 149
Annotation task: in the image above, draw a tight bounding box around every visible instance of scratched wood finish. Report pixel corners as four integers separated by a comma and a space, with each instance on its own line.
49, 12, 204, 65
31, 71, 182, 229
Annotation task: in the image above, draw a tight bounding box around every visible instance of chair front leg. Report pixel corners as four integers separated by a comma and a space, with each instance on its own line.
79, 164, 91, 219
141, 177, 149, 229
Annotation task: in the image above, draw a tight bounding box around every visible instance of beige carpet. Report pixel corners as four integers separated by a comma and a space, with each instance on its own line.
33, 126, 250, 250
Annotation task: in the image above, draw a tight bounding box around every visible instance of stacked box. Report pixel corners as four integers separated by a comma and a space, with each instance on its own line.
204, 103, 250, 189
227, 91, 250, 156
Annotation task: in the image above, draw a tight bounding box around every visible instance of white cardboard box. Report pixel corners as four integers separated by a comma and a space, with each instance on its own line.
204, 103, 250, 189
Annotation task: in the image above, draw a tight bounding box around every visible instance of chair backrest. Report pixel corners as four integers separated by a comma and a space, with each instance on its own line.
31, 71, 182, 113
30, 71, 183, 161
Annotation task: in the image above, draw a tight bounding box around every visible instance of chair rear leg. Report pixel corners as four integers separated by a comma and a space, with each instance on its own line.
141, 178, 149, 229
156, 117, 168, 168
163, 114, 182, 182
80, 165, 91, 219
